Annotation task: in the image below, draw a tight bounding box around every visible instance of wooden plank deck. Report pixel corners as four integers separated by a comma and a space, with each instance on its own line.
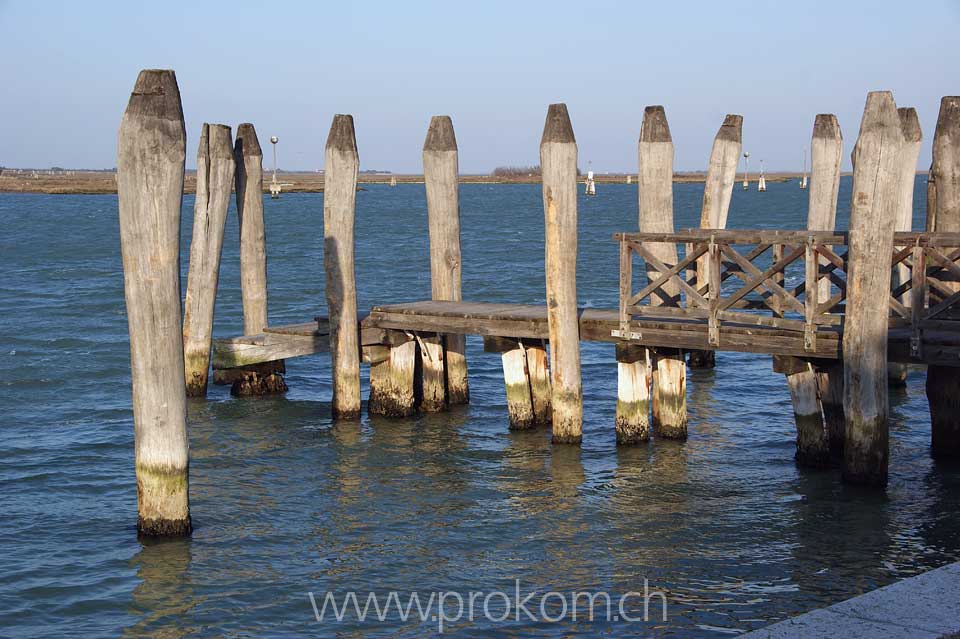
210, 301, 960, 369
365, 300, 842, 359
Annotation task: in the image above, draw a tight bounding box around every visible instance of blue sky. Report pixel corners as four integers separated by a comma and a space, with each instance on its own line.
0, 1, 957, 173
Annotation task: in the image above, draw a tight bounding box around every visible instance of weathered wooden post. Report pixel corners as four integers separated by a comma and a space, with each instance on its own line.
117, 69, 191, 536
888, 108, 923, 384
232, 123, 286, 395
526, 340, 552, 426
926, 96, 960, 460
182, 124, 235, 397
369, 333, 418, 417
776, 114, 843, 466
483, 335, 551, 428
843, 91, 905, 486
541, 104, 583, 444
691, 114, 742, 368
324, 115, 361, 419
808, 115, 843, 253
616, 344, 650, 443
638, 105, 686, 439
807, 114, 844, 457
236, 123, 269, 334
487, 336, 535, 428
423, 115, 468, 409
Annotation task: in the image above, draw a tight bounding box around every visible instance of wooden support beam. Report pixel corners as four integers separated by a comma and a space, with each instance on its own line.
691, 114, 742, 369
926, 96, 960, 460
616, 343, 650, 444
423, 115, 468, 406
501, 339, 535, 429
815, 361, 845, 460
234, 123, 285, 395
540, 104, 583, 443
525, 340, 552, 426
212, 331, 328, 369
417, 332, 446, 412
788, 362, 829, 467
117, 69, 191, 537
843, 91, 906, 487
784, 114, 842, 463
182, 123, 235, 397
639, 106, 687, 438
484, 336, 551, 429
324, 115, 362, 419
369, 337, 418, 417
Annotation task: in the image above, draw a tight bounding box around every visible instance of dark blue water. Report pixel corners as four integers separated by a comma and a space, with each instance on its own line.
2, 179, 958, 637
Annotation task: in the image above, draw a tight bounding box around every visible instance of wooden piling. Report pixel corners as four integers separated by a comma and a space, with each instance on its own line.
782, 114, 842, 465
540, 104, 583, 444
888, 108, 923, 385
482, 335, 550, 429
423, 115, 468, 407
324, 115, 361, 419
233, 123, 286, 395
638, 106, 687, 438
369, 335, 418, 417
776, 355, 828, 466
616, 344, 650, 443
525, 340, 552, 426
236, 123, 269, 334
926, 96, 960, 460
117, 69, 191, 536
691, 114, 742, 368
182, 124, 235, 397
843, 91, 905, 487
817, 362, 845, 458
418, 333, 446, 412
501, 340, 535, 429
808, 115, 843, 262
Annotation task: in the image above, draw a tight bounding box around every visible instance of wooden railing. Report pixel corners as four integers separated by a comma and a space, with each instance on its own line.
613, 230, 960, 357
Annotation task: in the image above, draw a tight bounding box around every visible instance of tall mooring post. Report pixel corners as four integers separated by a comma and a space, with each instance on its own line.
691, 114, 742, 368
117, 69, 191, 536
888, 108, 923, 385
926, 96, 960, 460
423, 115, 469, 409
776, 114, 843, 466
843, 91, 905, 487
540, 104, 583, 444
324, 115, 362, 419
806, 113, 844, 459
233, 123, 286, 395
183, 123, 235, 397
637, 105, 686, 440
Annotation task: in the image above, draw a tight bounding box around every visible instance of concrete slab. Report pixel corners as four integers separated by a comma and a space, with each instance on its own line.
742, 561, 960, 638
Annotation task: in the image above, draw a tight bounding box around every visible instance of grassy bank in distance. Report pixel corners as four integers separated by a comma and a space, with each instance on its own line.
0, 169, 835, 194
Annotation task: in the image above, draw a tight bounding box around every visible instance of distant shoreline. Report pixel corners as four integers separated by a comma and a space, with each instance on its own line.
0, 170, 867, 195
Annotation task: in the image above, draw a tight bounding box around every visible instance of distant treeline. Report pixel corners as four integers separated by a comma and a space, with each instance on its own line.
491, 165, 584, 177
491, 165, 540, 177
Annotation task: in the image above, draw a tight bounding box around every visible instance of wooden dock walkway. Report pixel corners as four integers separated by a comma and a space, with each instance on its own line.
212, 299, 960, 372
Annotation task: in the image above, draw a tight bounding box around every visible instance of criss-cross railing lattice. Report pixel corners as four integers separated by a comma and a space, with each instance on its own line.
613, 229, 960, 357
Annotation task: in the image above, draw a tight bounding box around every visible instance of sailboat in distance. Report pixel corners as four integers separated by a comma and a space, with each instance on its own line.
800, 147, 808, 190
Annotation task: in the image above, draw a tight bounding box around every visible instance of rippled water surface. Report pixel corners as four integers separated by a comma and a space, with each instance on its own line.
2, 179, 959, 637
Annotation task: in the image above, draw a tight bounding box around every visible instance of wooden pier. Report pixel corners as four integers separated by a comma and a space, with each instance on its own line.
115, 68, 960, 536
